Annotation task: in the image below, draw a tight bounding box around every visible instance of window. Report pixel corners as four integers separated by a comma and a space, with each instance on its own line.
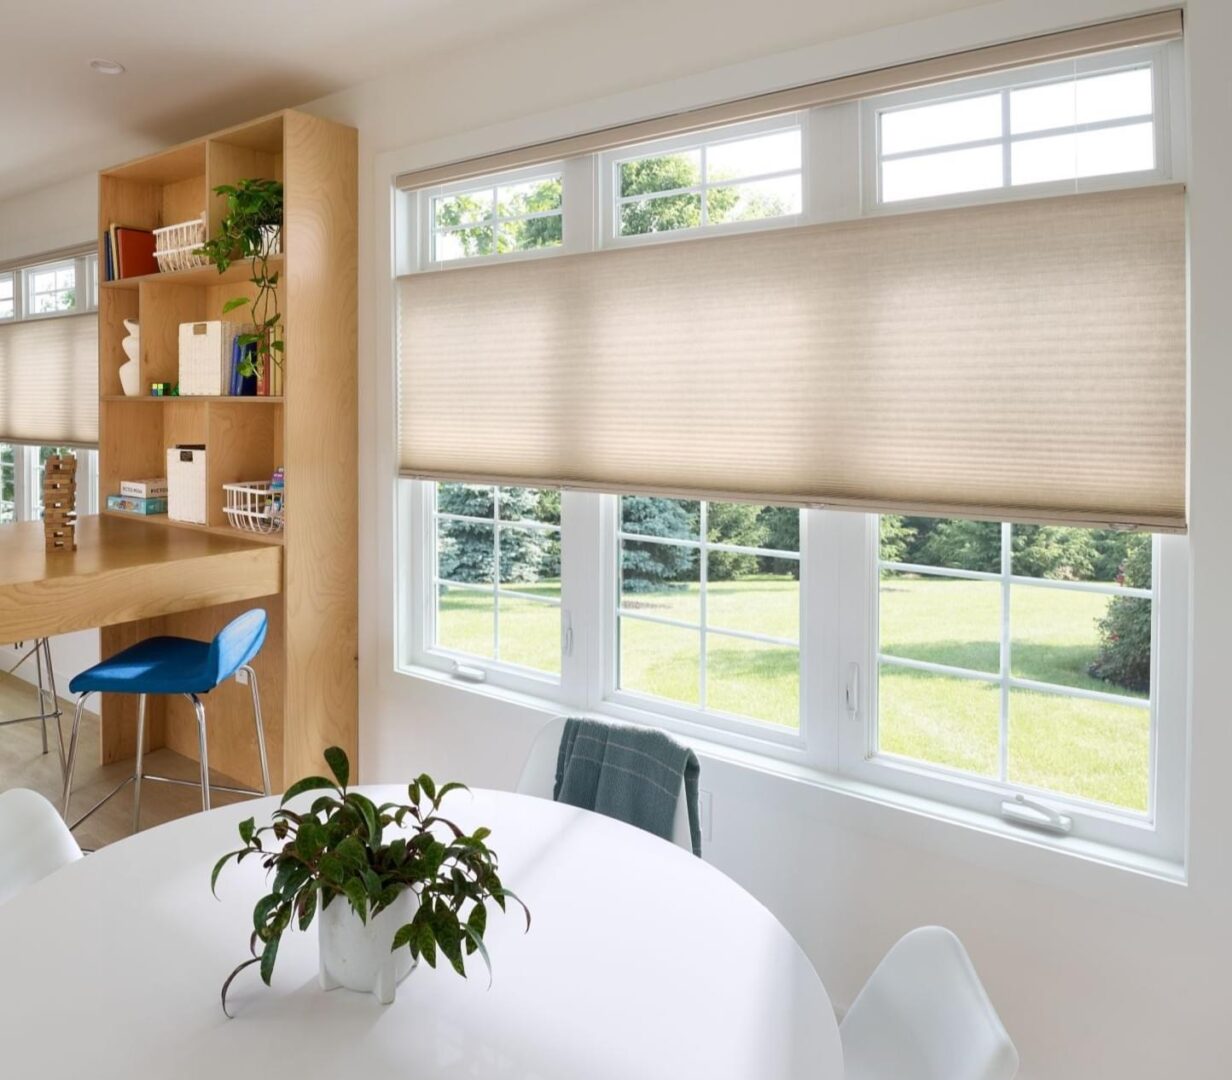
25, 258, 78, 314
426, 167, 563, 265
875, 518, 1153, 813
0, 444, 98, 523
429, 483, 561, 677
604, 118, 803, 241
614, 496, 801, 730
396, 37, 1188, 865
0, 444, 14, 523
0, 273, 14, 320
869, 49, 1167, 205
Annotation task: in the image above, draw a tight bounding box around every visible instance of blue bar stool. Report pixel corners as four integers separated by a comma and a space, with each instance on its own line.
62, 609, 272, 834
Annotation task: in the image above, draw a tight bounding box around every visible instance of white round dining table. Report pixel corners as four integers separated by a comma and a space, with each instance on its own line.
0, 786, 842, 1079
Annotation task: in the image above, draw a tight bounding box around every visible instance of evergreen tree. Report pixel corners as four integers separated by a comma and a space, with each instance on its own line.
706, 501, 766, 580
620, 497, 697, 592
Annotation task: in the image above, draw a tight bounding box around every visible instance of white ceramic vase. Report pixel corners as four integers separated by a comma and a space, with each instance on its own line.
318, 888, 418, 1005
119, 319, 140, 396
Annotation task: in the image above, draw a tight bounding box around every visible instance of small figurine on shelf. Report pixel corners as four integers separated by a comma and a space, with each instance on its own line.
42, 453, 78, 553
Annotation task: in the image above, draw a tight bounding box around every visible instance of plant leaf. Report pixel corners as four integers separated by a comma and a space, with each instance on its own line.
346, 792, 381, 846
460, 923, 494, 988
323, 746, 350, 789
343, 877, 369, 923
221, 956, 260, 1018
281, 775, 338, 805
210, 850, 241, 897
259, 932, 281, 986
392, 922, 415, 951
221, 296, 250, 314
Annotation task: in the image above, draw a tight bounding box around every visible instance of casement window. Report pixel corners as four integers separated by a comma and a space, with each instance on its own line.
0, 443, 98, 523
865, 48, 1171, 206
394, 13, 1189, 866
0, 273, 14, 321
0, 444, 14, 523
612, 496, 801, 732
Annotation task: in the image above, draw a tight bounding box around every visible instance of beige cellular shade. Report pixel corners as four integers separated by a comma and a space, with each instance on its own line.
0, 313, 99, 447
397, 10, 1181, 192
399, 185, 1187, 532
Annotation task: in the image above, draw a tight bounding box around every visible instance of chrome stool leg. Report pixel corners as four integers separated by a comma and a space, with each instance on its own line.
62, 692, 93, 820
240, 665, 272, 796
41, 638, 66, 776
132, 694, 147, 834
34, 643, 47, 755
188, 694, 211, 812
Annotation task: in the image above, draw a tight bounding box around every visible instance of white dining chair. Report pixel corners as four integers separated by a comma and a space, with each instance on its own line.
839, 926, 1018, 1080
0, 788, 82, 906
516, 716, 693, 852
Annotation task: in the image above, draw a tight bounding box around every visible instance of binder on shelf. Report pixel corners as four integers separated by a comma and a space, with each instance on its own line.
115, 227, 158, 278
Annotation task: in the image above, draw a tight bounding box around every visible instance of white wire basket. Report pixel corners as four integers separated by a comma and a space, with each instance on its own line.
153, 217, 209, 272
154, 217, 206, 252
222, 481, 284, 534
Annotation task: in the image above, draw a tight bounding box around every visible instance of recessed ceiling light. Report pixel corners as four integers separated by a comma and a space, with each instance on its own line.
89, 59, 126, 76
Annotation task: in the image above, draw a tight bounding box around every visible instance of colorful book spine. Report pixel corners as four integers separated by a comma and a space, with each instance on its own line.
119, 479, 168, 498
107, 494, 168, 515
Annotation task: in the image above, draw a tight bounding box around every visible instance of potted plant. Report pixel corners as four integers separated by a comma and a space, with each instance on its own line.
212, 747, 529, 1013
197, 177, 284, 384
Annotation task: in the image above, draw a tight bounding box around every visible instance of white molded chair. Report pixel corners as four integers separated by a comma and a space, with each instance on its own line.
516, 716, 693, 852
840, 926, 1019, 1080
0, 788, 82, 906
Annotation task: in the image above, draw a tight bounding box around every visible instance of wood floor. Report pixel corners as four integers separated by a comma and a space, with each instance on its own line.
0, 671, 252, 851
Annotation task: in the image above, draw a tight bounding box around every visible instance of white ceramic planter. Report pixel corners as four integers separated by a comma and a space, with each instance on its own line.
318, 888, 418, 1005
119, 319, 140, 396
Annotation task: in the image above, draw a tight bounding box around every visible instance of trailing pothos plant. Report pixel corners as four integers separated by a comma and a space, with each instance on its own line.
212, 746, 529, 1015
197, 177, 283, 381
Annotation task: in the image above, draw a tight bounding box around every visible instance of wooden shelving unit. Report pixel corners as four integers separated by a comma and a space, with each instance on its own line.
96, 109, 358, 789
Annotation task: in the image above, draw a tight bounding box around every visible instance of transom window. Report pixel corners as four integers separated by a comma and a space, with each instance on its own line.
428, 170, 563, 264
615, 496, 801, 729
431, 483, 561, 676
606, 120, 803, 240
25, 259, 78, 314
876, 517, 1153, 814
871, 52, 1163, 204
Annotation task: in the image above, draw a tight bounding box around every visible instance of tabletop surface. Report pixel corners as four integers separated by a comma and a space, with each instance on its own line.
0, 514, 273, 586
0, 515, 281, 641
0, 787, 842, 1080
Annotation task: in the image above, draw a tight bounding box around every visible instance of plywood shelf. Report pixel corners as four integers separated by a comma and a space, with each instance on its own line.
101, 254, 285, 291
101, 395, 284, 403
97, 108, 357, 791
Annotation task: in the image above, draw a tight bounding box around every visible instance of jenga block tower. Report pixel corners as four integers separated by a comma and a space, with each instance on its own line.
42, 453, 78, 553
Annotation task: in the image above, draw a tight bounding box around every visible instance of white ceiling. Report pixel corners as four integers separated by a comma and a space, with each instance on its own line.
0, 0, 989, 204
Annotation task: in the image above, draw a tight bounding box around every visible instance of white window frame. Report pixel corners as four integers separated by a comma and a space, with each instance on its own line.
415, 160, 573, 272
597, 113, 807, 249
0, 271, 15, 321
860, 43, 1178, 213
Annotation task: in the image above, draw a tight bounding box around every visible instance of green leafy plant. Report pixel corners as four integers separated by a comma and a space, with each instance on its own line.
212, 746, 529, 1015
197, 178, 283, 381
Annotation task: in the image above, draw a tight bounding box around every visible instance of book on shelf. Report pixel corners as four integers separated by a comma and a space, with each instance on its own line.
102, 224, 157, 281
107, 494, 168, 516
119, 478, 168, 499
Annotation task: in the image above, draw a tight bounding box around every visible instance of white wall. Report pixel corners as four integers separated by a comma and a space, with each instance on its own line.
0, 1, 1227, 1074
304, 1, 1232, 1077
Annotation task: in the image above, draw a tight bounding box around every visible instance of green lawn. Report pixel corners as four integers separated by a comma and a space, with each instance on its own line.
437, 574, 1150, 811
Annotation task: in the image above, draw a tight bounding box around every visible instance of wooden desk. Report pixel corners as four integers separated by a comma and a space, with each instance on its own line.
0, 515, 282, 777
0, 515, 281, 642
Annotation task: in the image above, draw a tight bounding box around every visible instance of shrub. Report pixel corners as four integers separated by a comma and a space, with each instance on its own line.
1090, 534, 1152, 693
706, 502, 765, 580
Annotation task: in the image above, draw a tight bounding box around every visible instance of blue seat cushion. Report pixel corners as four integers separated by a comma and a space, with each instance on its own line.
69, 609, 268, 697
70, 636, 220, 696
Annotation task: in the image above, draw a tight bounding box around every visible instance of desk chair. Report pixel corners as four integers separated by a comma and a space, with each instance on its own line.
840, 926, 1019, 1080
1, 638, 66, 779
0, 788, 82, 906
62, 609, 272, 834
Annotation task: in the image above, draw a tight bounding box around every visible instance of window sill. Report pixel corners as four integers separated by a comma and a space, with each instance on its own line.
393, 661, 1187, 888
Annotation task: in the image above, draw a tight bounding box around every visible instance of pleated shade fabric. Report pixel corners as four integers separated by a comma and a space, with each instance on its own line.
399, 184, 1187, 532
0, 313, 99, 446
